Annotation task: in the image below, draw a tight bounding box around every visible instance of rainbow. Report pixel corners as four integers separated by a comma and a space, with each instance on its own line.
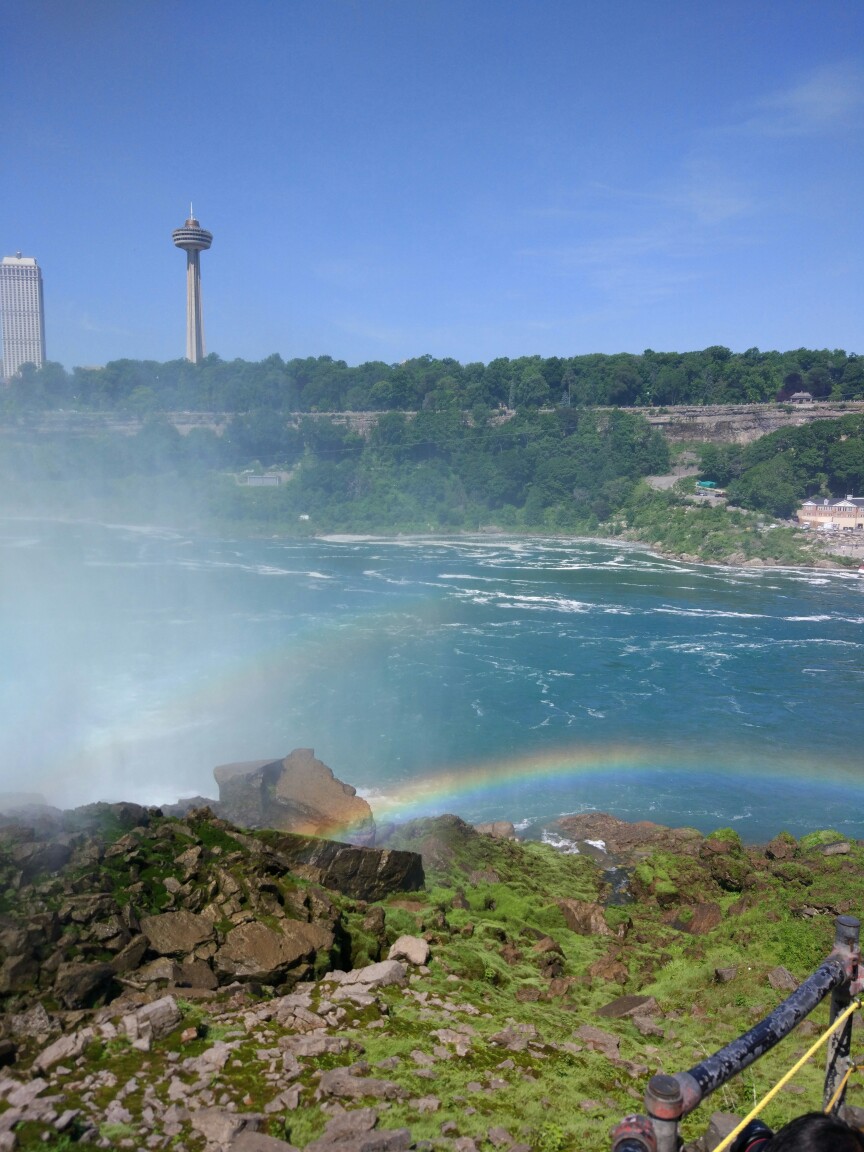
351, 740, 864, 827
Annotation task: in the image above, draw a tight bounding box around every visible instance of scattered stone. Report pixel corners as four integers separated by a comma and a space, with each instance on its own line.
141, 910, 215, 955
230, 1134, 299, 1152
387, 936, 429, 966
597, 995, 659, 1020
487, 1128, 512, 1147
331, 960, 407, 991
631, 1015, 665, 1039
216, 921, 329, 983
715, 966, 738, 984
32, 1029, 94, 1075
53, 962, 115, 1009
121, 995, 181, 1043
821, 841, 851, 856
412, 1097, 440, 1112
515, 986, 542, 1002
191, 1108, 264, 1146
704, 1112, 743, 1151
765, 835, 796, 861
666, 903, 723, 936
573, 1025, 620, 1060
556, 898, 612, 936
317, 1069, 405, 1101
768, 966, 799, 992
587, 953, 629, 985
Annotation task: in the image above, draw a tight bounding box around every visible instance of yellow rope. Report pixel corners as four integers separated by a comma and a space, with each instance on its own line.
824, 1057, 864, 1115
710, 1000, 861, 1152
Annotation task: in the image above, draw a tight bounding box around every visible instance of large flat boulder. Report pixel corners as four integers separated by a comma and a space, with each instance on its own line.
214, 749, 375, 845
215, 920, 332, 982
141, 911, 215, 956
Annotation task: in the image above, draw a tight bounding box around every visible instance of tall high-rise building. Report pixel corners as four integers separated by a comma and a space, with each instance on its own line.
172, 212, 212, 363
0, 253, 46, 381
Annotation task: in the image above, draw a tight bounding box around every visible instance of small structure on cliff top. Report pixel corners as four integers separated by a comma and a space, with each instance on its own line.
213, 748, 376, 845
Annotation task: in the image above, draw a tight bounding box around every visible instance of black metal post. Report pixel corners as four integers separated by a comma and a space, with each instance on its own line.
823, 915, 860, 1113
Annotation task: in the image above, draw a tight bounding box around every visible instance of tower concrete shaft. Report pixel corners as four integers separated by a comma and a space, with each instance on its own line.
172, 215, 212, 363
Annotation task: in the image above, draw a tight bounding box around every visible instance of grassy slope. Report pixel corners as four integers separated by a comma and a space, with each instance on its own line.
5, 815, 863, 1152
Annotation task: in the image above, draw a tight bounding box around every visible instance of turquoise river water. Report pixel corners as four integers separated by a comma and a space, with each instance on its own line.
2, 520, 863, 843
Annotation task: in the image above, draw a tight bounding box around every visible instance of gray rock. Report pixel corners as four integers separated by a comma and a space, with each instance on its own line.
473, 821, 516, 838
317, 1069, 405, 1101
316, 1108, 378, 1142
487, 1129, 512, 1148
412, 1096, 440, 1112
557, 898, 611, 936
387, 936, 429, 966
283, 1035, 348, 1057
141, 910, 215, 955
121, 995, 181, 1042
5, 1078, 47, 1109
53, 961, 115, 1009
190, 1108, 264, 1146
183, 1041, 236, 1077
32, 1028, 94, 1074
263, 1086, 302, 1114
572, 1025, 620, 1059
704, 1112, 743, 1151
0, 955, 39, 994
214, 749, 376, 845
8, 1003, 55, 1040
597, 994, 659, 1019
137, 957, 181, 984
768, 966, 799, 992
230, 1135, 299, 1152
111, 933, 149, 974
715, 967, 738, 984
176, 959, 219, 990
336, 960, 407, 990
215, 921, 327, 983
307, 1133, 410, 1152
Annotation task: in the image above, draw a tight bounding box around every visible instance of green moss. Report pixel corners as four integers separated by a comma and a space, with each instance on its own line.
707, 828, 743, 848
799, 829, 845, 851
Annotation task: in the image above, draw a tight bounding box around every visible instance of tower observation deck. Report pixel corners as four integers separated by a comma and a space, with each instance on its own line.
172, 213, 212, 363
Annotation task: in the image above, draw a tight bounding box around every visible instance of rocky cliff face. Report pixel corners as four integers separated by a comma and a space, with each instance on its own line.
213, 749, 376, 846
643, 400, 864, 445
0, 802, 422, 1015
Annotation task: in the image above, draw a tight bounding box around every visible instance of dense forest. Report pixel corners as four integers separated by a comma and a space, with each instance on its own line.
3, 345, 863, 416
0, 407, 670, 535
3, 348, 864, 564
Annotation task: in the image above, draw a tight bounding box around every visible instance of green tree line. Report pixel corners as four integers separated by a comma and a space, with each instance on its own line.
4, 345, 863, 416
0, 407, 670, 535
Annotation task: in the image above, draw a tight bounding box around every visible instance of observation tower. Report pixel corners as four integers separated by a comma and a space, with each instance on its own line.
172, 210, 212, 363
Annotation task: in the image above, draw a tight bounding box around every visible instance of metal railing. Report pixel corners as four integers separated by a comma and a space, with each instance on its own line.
610, 915, 862, 1152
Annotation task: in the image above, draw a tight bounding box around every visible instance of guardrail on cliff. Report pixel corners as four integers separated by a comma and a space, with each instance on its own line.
610, 915, 862, 1152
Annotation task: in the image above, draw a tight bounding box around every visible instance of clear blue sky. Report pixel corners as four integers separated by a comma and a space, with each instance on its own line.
3, 0, 863, 369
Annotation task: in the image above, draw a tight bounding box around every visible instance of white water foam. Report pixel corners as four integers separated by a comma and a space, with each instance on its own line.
540, 830, 580, 854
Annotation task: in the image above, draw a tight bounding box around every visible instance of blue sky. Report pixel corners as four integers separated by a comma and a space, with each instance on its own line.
3, 0, 863, 369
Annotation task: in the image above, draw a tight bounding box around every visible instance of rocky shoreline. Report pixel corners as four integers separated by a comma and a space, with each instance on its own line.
0, 775, 862, 1152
